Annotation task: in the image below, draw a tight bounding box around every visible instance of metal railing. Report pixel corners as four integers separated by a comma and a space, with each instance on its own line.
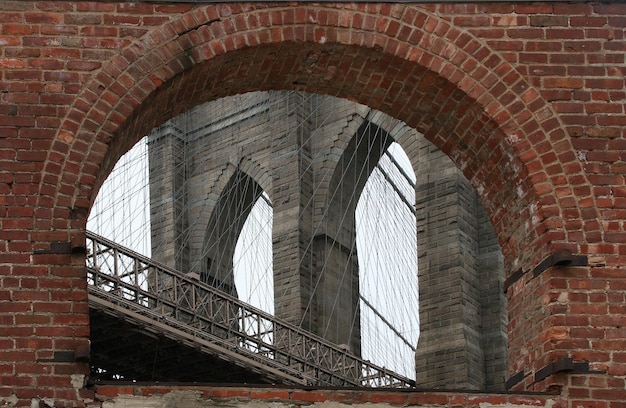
86, 231, 415, 388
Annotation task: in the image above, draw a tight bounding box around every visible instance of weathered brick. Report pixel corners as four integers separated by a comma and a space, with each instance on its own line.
530, 15, 568, 27
290, 391, 328, 403
1, 2, 626, 406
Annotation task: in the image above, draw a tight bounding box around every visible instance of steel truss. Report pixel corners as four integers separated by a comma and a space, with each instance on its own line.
86, 231, 416, 388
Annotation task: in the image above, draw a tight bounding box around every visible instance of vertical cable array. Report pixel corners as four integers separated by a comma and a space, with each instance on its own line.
233, 193, 274, 314
356, 143, 418, 378
88, 137, 151, 257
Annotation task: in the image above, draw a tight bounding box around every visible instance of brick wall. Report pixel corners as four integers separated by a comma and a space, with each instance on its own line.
1, 1, 626, 406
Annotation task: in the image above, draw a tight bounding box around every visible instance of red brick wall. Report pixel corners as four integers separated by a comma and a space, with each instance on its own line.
1, 2, 625, 406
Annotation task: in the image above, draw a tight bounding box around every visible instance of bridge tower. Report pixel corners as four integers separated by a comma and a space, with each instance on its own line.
148, 92, 378, 355
413, 137, 508, 390
145, 91, 506, 388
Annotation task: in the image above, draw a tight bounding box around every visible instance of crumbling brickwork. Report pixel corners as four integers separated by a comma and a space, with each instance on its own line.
1, 1, 626, 406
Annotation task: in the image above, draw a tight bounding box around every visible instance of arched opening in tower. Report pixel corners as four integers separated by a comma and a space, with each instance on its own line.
233, 192, 274, 315
356, 142, 418, 379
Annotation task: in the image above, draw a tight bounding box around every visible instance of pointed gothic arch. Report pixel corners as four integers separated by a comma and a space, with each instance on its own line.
202, 170, 265, 296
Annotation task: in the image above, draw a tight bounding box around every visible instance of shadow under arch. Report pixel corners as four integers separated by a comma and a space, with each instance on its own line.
201, 169, 265, 297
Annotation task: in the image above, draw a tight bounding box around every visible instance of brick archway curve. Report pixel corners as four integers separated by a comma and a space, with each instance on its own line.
46, 3, 593, 273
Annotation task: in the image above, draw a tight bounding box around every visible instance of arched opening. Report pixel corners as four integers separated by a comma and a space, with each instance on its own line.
87, 90, 506, 389
200, 170, 264, 297
356, 142, 419, 379
233, 193, 274, 314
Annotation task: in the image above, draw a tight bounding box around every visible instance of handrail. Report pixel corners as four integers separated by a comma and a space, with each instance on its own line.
86, 231, 415, 388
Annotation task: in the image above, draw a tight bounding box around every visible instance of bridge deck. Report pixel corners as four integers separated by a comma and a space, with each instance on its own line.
90, 306, 286, 384
86, 231, 415, 388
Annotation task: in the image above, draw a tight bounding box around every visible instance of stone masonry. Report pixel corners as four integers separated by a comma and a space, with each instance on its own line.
414, 136, 507, 390
147, 91, 506, 389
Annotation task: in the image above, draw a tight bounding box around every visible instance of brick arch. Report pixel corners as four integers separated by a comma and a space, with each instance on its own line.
47, 3, 592, 273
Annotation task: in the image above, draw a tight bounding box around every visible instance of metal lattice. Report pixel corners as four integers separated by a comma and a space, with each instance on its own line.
86, 231, 416, 388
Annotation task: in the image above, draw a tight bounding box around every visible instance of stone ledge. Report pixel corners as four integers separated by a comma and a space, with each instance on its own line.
93, 384, 562, 408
